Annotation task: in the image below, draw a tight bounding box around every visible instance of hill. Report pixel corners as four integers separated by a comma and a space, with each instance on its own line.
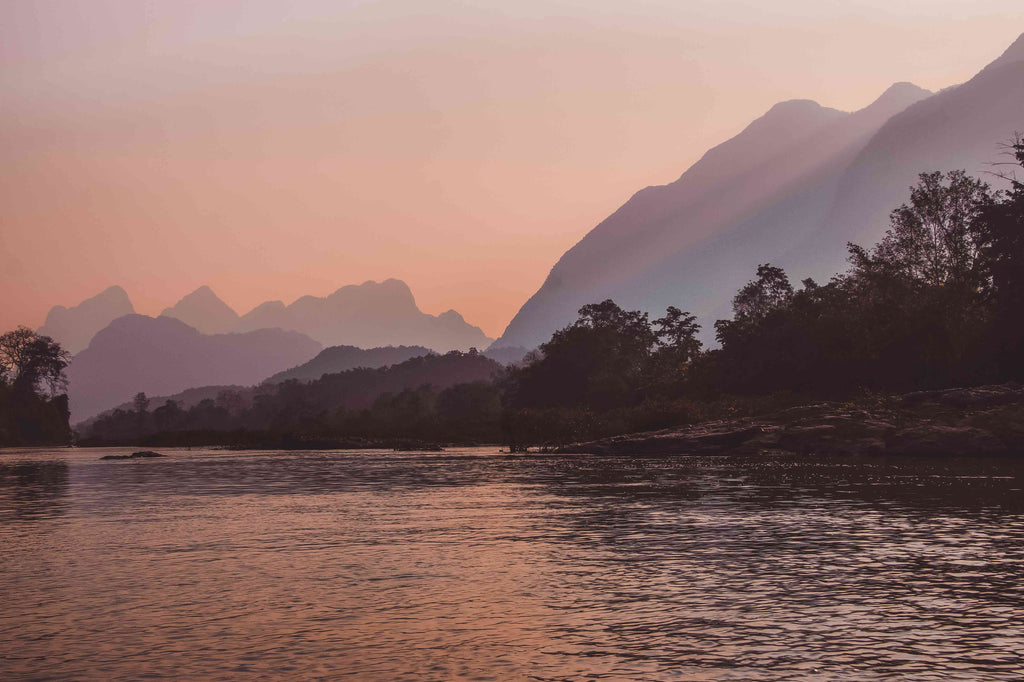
66, 315, 321, 421
265, 344, 434, 384
236, 279, 492, 351
78, 349, 506, 443
160, 285, 239, 334
492, 34, 1024, 349
37, 286, 135, 354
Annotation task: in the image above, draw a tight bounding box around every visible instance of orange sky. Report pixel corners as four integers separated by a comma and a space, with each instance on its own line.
3, 2, 1023, 339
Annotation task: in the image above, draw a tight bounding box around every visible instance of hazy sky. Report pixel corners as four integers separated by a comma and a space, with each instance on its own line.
3, 1, 1022, 338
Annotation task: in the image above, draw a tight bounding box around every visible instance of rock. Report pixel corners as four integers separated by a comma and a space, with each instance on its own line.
965, 406, 1024, 451
100, 450, 167, 460
556, 383, 1024, 457
886, 425, 1008, 457
901, 384, 1024, 410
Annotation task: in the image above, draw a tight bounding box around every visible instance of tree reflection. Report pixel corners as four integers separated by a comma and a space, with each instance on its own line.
0, 461, 70, 521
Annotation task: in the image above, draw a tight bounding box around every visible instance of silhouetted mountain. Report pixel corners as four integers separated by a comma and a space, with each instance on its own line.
492, 34, 1024, 349
66, 315, 321, 421
265, 344, 435, 384
160, 285, 239, 334
235, 279, 492, 351
37, 286, 135, 354
980, 31, 1024, 74
786, 38, 1024, 283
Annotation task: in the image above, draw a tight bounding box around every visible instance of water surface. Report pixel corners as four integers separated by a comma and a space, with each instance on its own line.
2, 447, 1023, 680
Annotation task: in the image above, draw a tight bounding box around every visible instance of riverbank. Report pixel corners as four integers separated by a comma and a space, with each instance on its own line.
559, 383, 1024, 456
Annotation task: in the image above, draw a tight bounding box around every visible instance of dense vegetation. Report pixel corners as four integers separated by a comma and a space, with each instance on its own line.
0, 327, 72, 445
500, 142, 1024, 446
708, 155, 1024, 395
264, 344, 434, 384
76, 140, 1024, 449
80, 350, 504, 446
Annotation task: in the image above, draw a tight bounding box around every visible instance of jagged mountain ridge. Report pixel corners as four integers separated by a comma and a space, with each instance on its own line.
41, 278, 492, 356
235, 279, 493, 352
160, 285, 240, 334
37, 285, 135, 354
492, 34, 1024, 350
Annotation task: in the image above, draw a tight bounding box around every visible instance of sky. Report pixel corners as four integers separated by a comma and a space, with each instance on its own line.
2, 1, 1023, 339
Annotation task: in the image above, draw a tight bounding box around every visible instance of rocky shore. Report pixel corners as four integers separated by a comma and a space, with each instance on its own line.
559, 384, 1024, 456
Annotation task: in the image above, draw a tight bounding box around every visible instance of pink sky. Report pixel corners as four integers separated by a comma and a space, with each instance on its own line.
3, 1, 1022, 338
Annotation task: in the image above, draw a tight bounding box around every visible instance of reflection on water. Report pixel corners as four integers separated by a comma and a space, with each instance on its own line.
1, 447, 1022, 680
0, 459, 69, 522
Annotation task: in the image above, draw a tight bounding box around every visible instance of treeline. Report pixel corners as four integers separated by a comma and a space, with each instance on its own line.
80, 350, 504, 446
0, 328, 72, 446
78, 141, 1024, 449
707, 158, 1024, 394
501, 144, 1024, 446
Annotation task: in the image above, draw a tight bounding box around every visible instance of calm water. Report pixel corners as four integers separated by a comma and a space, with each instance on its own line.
2, 447, 1023, 680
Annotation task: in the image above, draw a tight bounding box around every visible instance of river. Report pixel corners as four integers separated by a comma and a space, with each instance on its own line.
2, 447, 1023, 680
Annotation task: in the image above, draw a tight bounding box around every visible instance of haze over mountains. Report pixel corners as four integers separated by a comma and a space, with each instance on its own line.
233, 279, 492, 351
154, 280, 490, 351
39, 278, 492, 357
66, 315, 322, 421
492, 33, 1024, 350
35, 32, 1024, 425
37, 286, 135, 354
160, 285, 240, 334
42, 278, 493, 421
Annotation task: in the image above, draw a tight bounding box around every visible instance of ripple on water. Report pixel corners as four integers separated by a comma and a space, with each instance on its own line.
1, 447, 1023, 680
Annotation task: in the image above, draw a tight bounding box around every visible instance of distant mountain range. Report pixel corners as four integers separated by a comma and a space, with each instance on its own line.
491, 33, 1024, 350
39, 278, 491, 359
232, 279, 491, 351
66, 315, 322, 421
45, 279, 494, 422
37, 286, 135, 354
160, 285, 239, 334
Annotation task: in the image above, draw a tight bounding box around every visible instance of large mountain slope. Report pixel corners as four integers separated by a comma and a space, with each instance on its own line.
37, 286, 135, 354
236, 279, 492, 352
493, 34, 1024, 349
66, 315, 322, 421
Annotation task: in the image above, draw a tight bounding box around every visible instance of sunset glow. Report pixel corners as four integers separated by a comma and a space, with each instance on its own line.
3, 1, 1022, 337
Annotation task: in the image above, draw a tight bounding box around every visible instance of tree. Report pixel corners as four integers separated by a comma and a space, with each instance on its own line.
0, 327, 72, 445
731, 264, 794, 321
649, 306, 703, 394
975, 137, 1024, 378
506, 300, 658, 409
133, 392, 150, 415
849, 171, 992, 291
0, 327, 71, 396
714, 264, 793, 350
653, 306, 702, 363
